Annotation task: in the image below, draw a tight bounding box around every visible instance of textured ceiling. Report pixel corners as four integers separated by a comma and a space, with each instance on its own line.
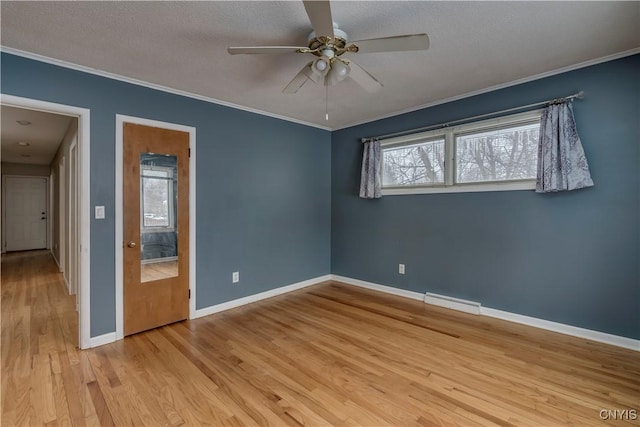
1, 106, 73, 165
1, 1, 639, 129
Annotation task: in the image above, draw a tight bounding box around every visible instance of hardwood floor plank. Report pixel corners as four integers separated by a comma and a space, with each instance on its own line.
3, 251, 639, 426
86, 380, 115, 427
58, 351, 89, 427
50, 353, 73, 427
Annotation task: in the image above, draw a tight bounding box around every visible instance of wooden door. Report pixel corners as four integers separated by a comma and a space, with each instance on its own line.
4, 176, 47, 251
123, 123, 189, 336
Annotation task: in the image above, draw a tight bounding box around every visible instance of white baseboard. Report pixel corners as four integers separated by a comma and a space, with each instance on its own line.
89, 332, 117, 348
84, 274, 640, 352
330, 275, 639, 352
51, 249, 60, 269
193, 274, 332, 319
481, 307, 640, 351
330, 275, 425, 301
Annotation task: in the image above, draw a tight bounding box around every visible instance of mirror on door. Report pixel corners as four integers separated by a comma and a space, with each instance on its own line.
139, 153, 178, 283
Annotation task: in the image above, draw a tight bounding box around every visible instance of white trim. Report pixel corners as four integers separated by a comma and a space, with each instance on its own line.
48, 171, 54, 250
58, 157, 66, 277
481, 308, 639, 352
115, 114, 196, 341
330, 275, 639, 351
193, 275, 332, 319
330, 275, 425, 301
379, 110, 544, 148
382, 181, 536, 196
0, 94, 91, 350
1, 47, 330, 131
141, 256, 178, 265
334, 47, 640, 130
51, 249, 61, 269
424, 292, 481, 315
68, 140, 78, 296
89, 332, 117, 348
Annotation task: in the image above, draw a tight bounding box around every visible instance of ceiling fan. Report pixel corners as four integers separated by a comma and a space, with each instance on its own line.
227, 1, 430, 94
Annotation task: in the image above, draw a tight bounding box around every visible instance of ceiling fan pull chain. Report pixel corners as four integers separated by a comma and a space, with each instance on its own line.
325, 85, 329, 121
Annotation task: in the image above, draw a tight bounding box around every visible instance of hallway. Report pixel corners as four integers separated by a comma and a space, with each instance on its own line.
1, 250, 86, 425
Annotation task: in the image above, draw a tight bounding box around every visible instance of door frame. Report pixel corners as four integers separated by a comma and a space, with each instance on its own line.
58, 156, 66, 278
1, 93, 91, 350
115, 114, 196, 340
1, 175, 49, 252
68, 140, 78, 296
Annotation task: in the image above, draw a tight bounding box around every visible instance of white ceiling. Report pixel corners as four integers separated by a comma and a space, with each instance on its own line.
1, 1, 639, 130
1, 106, 73, 165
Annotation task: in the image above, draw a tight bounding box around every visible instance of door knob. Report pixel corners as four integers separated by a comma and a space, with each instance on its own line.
127, 241, 136, 248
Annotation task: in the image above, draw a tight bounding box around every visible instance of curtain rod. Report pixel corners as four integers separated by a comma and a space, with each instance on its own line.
361, 91, 584, 143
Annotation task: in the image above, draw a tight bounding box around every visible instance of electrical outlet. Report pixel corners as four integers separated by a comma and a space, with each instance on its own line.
232, 271, 239, 283
399, 264, 405, 274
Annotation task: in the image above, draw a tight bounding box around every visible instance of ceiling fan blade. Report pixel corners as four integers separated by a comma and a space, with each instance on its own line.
347, 60, 383, 93
303, 1, 334, 39
228, 46, 306, 55
283, 62, 313, 94
350, 34, 429, 54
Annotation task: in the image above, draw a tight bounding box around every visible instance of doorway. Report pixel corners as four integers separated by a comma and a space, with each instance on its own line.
2, 176, 48, 251
115, 115, 196, 339
0, 94, 91, 349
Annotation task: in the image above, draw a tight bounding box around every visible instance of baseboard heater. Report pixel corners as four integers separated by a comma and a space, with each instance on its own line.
424, 292, 482, 315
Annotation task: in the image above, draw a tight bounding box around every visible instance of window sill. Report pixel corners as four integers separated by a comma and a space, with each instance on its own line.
381, 180, 536, 196
141, 228, 176, 233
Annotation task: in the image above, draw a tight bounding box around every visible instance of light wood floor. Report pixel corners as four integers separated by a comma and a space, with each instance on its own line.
2, 251, 639, 426
141, 260, 178, 283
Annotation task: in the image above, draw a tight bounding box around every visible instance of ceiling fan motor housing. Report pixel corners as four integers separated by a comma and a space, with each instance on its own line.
307, 27, 349, 57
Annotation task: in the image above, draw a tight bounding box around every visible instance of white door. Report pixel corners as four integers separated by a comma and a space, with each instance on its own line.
4, 176, 48, 251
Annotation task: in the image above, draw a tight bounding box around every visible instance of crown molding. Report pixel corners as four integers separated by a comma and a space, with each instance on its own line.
0, 46, 332, 131
3, 46, 638, 132
333, 47, 640, 131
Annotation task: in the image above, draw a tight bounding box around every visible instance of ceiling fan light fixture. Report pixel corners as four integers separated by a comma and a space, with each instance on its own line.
314, 58, 328, 72
305, 55, 331, 83
326, 59, 350, 86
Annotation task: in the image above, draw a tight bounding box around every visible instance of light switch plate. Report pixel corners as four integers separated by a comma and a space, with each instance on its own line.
95, 206, 105, 219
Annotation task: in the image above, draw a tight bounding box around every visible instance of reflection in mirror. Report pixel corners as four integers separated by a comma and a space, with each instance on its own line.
139, 153, 178, 283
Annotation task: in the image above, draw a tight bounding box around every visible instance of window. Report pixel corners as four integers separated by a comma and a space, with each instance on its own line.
140, 166, 174, 230
381, 110, 541, 195
383, 138, 445, 186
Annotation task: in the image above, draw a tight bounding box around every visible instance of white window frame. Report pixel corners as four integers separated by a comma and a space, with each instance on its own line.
140, 164, 175, 232
381, 110, 542, 196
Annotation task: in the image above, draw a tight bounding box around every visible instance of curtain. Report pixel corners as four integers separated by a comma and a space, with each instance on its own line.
536, 102, 594, 193
359, 139, 382, 199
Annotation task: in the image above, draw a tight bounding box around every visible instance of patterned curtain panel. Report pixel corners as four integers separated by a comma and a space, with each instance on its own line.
536, 103, 594, 193
359, 139, 382, 199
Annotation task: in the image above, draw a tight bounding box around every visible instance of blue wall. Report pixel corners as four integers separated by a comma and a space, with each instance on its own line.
332, 55, 639, 339
3, 52, 638, 341
1, 53, 332, 337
